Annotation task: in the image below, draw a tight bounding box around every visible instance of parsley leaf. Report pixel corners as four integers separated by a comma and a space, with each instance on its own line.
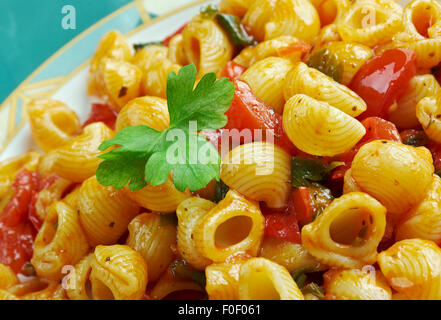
307, 48, 344, 83
96, 65, 235, 192
291, 157, 344, 188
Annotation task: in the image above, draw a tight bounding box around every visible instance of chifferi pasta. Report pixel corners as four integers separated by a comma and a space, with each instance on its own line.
3, 0, 441, 301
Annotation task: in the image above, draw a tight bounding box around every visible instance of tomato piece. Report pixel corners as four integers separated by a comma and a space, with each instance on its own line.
263, 209, 301, 244
291, 187, 314, 226
224, 80, 298, 154
1, 170, 39, 227
221, 61, 247, 81
278, 40, 312, 57
329, 117, 401, 183
83, 103, 118, 130
350, 48, 417, 120
0, 169, 39, 274
261, 190, 302, 244
360, 117, 402, 144
28, 174, 59, 231
163, 23, 188, 47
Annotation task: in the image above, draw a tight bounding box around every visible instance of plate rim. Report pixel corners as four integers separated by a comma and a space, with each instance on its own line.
0, 0, 208, 156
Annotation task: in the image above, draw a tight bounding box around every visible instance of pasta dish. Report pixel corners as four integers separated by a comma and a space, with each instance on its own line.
1, 0, 441, 300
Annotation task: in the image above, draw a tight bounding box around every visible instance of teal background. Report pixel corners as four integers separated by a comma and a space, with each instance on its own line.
0, 0, 133, 104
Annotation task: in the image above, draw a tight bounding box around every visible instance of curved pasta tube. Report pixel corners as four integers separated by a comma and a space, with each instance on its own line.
27, 99, 81, 152
126, 213, 177, 282
264, 0, 321, 41
0, 290, 19, 300
396, 175, 441, 243
193, 190, 265, 262
0, 151, 41, 200
205, 254, 250, 300
390, 75, 441, 129
150, 265, 204, 300
88, 30, 133, 95
132, 45, 181, 98
125, 178, 191, 213
90, 245, 148, 300
342, 168, 362, 194
0, 264, 18, 289
182, 15, 233, 79
31, 202, 89, 280
176, 197, 216, 270
318, 41, 373, 86
240, 57, 294, 113
65, 254, 94, 300
337, 0, 403, 47
393, 0, 441, 68
416, 94, 441, 143
51, 122, 114, 182
221, 141, 292, 209
167, 34, 189, 66
313, 24, 342, 49
378, 239, 441, 300
234, 36, 309, 68
310, 0, 350, 26
284, 62, 366, 116
238, 257, 304, 300
242, 0, 277, 42
282, 94, 365, 156
259, 238, 321, 273
219, 0, 252, 17
115, 96, 169, 132
78, 176, 140, 246
93, 58, 143, 111
7, 278, 66, 300
350, 140, 434, 215
62, 185, 81, 210
302, 192, 386, 268
32, 177, 73, 224
323, 268, 392, 300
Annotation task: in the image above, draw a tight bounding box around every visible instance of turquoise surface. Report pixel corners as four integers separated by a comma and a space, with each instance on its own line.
0, 0, 134, 104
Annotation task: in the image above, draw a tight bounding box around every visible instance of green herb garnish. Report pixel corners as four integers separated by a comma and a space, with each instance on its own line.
291, 269, 307, 288
302, 282, 325, 299
133, 41, 164, 51
307, 48, 344, 83
291, 157, 343, 188
171, 260, 206, 289
200, 5, 256, 47
96, 65, 235, 192
216, 13, 257, 47
214, 180, 229, 203
200, 4, 219, 19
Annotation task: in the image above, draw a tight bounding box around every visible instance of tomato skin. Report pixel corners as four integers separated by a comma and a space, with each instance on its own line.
83, 103, 118, 130
28, 174, 59, 231
221, 61, 247, 81
261, 189, 307, 244
278, 41, 312, 57
224, 80, 298, 154
329, 117, 401, 182
163, 23, 188, 47
291, 187, 314, 226
1, 170, 39, 227
350, 48, 417, 120
0, 170, 39, 274
263, 209, 302, 244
